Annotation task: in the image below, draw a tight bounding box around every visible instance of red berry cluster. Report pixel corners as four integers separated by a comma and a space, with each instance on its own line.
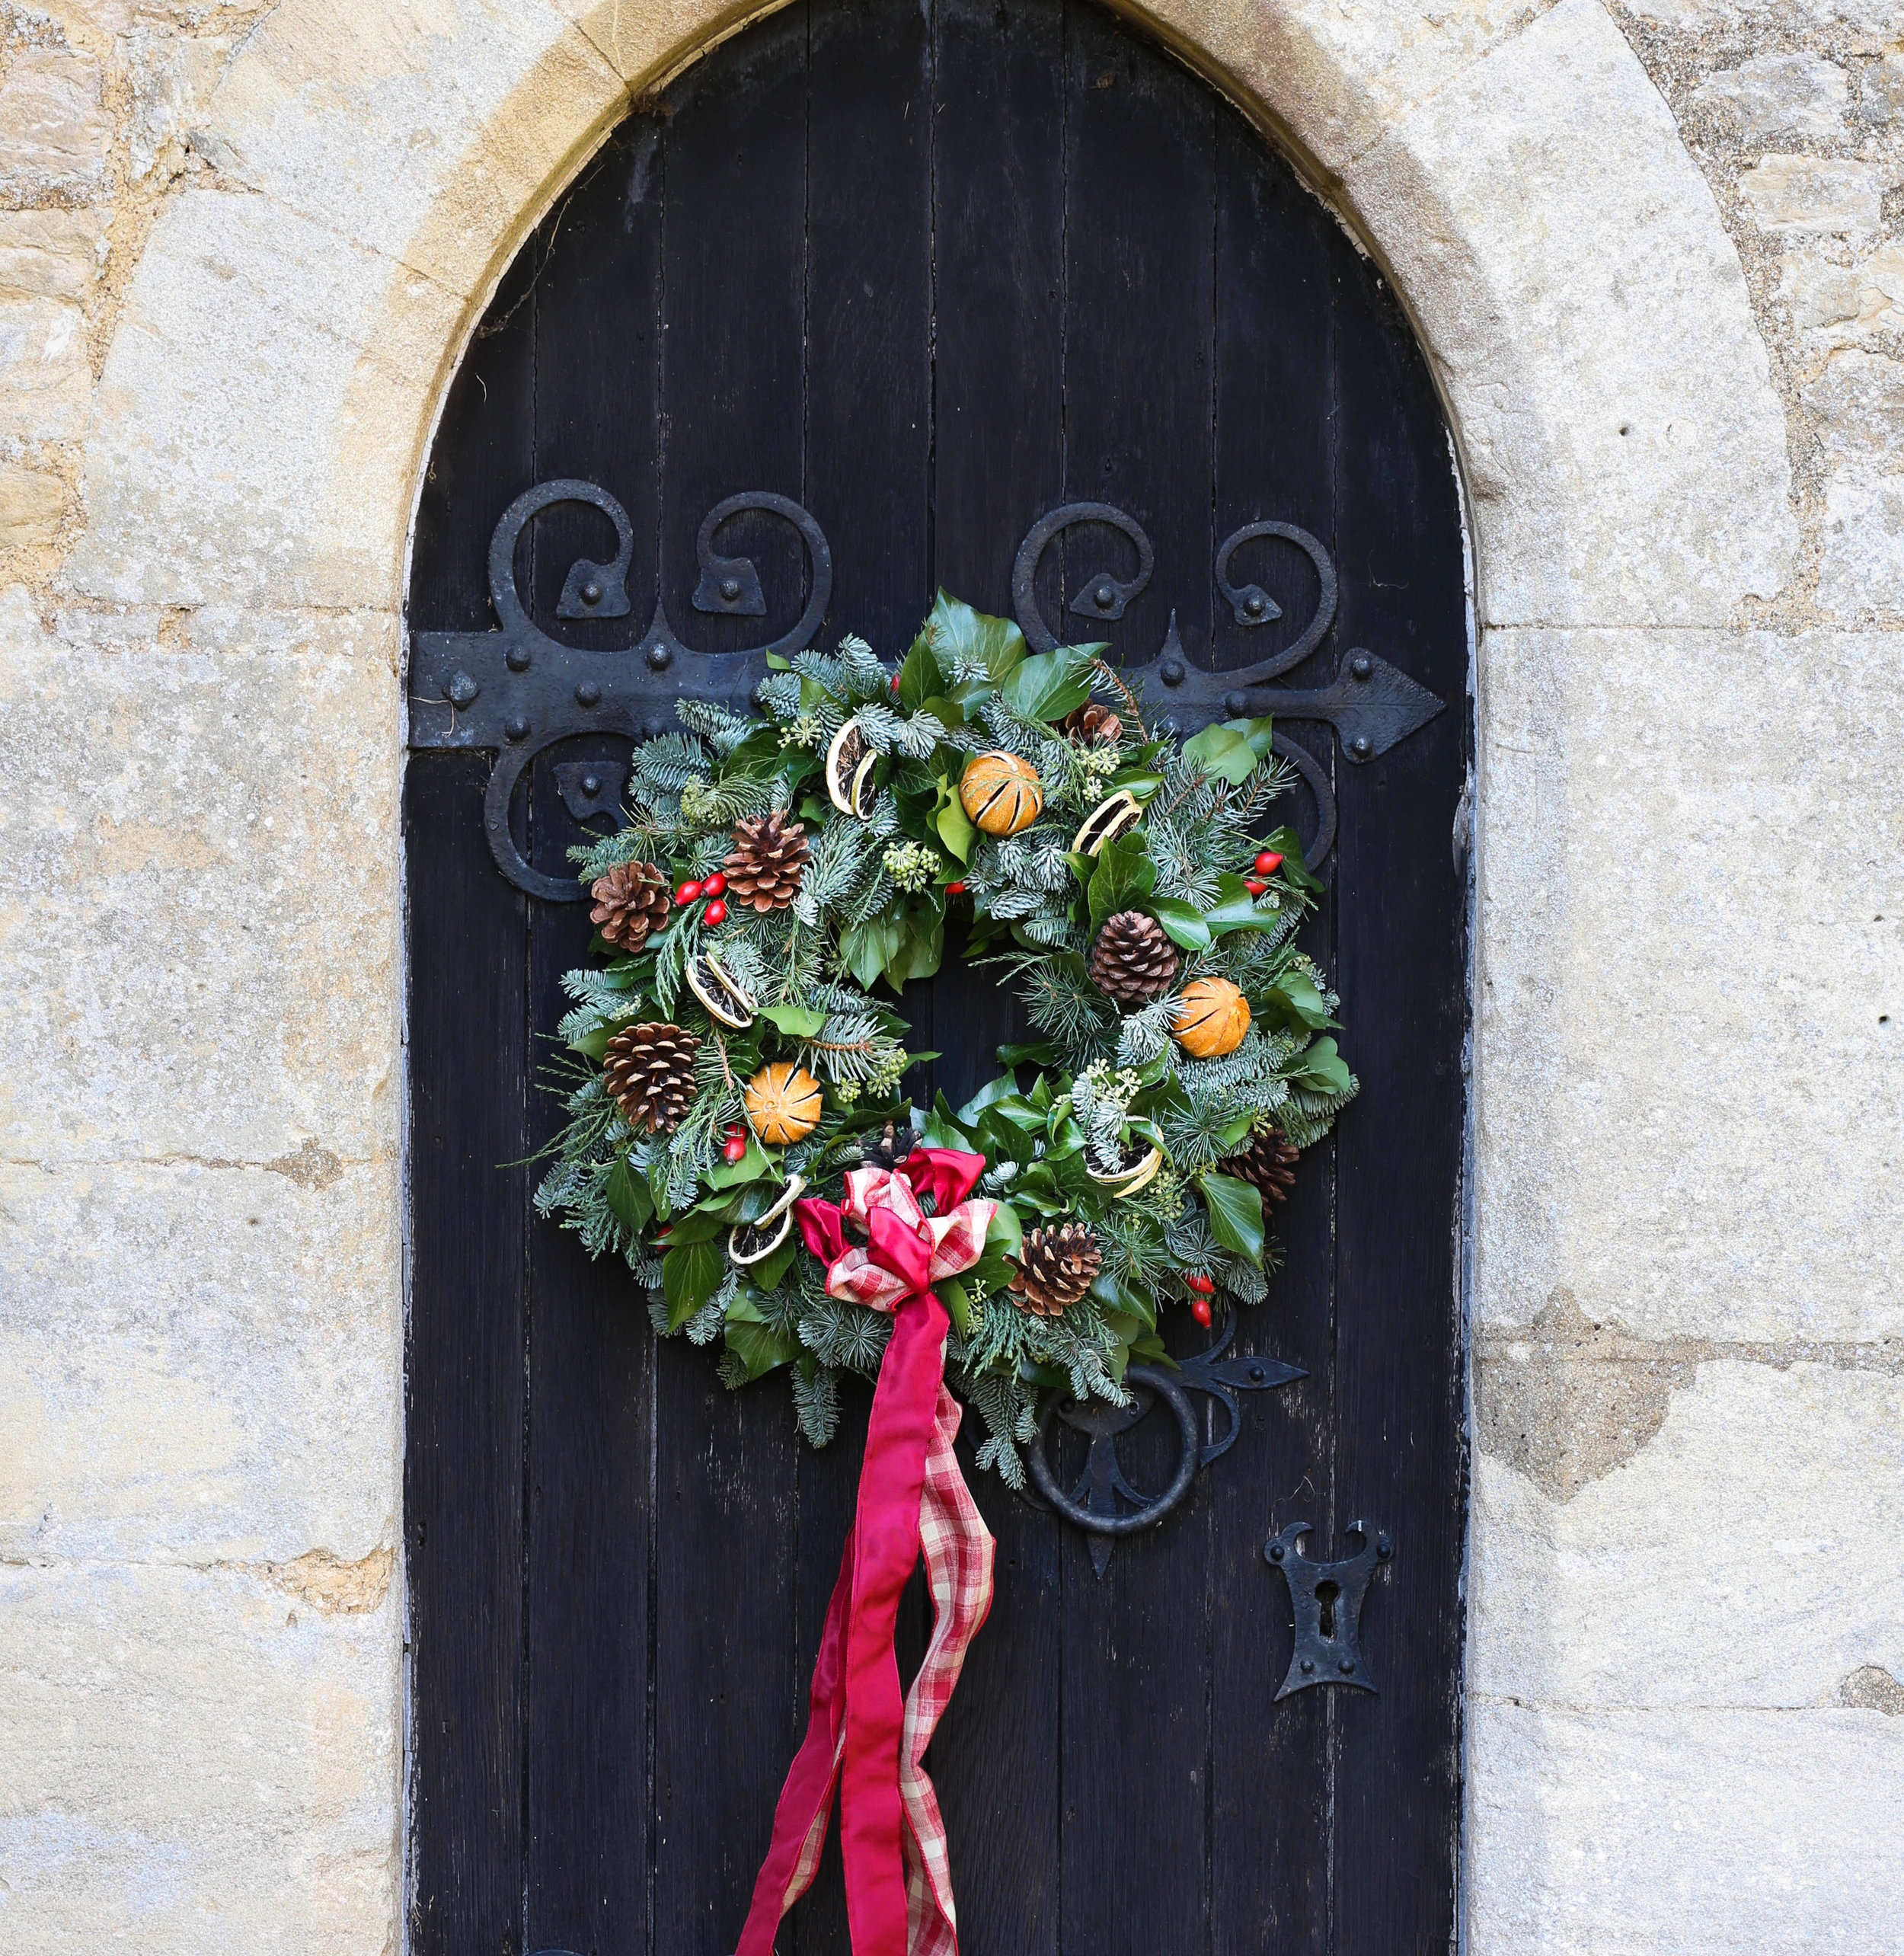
1185, 1271, 1216, 1327
722, 1121, 748, 1164
1243, 848, 1283, 897
676, 869, 729, 927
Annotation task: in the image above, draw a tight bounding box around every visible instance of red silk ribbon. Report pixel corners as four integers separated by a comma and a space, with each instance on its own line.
734, 1150, 997, 1956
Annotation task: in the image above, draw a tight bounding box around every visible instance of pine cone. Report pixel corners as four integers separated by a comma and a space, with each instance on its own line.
1060, 701, 1123, 746
603, 1021, 701, 1134
1222, 1127, 1299, 1206
1088, 909, 1180, 1005
724, 810, 810, 912
589, 859, 672, 954
1010, 1223, 1103, 1318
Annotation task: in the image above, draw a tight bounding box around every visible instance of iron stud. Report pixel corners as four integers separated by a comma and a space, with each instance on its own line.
581, 580, 603, 606
1350, 651, 1373, 680
1339, 1659, 1356, 1674
720, 576, 741, 602
580, 774, 601, 797
1094, 583, 1113, 608
1225, 689, 1246, 716
575, 680, 601, 707
647, 644, 672, 671
506, 645, 532, 672
504, 716, 529, 742
1350, 734, 1372, 759
1245, 593, 1267, 616
446, 671, 479, 708
1161, 658, 1185, 686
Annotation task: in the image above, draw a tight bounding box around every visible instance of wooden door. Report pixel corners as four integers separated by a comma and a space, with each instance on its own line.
404, 3, 1468, 1951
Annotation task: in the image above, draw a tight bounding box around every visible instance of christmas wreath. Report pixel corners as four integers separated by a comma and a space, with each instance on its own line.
536, 592, 1356, 1487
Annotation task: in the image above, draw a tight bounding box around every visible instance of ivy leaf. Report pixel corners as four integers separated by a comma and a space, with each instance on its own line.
1148, 894, 1212, 951
605, 1156, 653, 1236
708, 1139, 773, 1187
663, 1238, 725, 1328
666, 1206, 727, 1242
1181, 714, 1276, 785
570, 1023, 614, 1061
931, 773, 977, 865
938, 1276, 976, 1338
759, 1002, 826, 1037
1260, 970, 1337, 1031
998, 644, 1102, 724
1087, 829, 1158, 932
922, 590, 1026, 689
1089, 1266, 1156, 1329
749, 1238, 799, 1293
883, 912, 945, 988
1201, 1171, 1266, 1264
897, 633, 940, 713
984, 1203, 1024, 1258
1202, 871, 1286, 936
721, 1292, 801, 1381
1289, 1036, 1353, 1095
841, 913, 905, 990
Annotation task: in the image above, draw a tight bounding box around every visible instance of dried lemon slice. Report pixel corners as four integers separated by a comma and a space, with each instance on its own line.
1071, 789, 1143, 856
728, 1175, 808, 1267
825, 719, 877, 817
685, 950, 757, 1030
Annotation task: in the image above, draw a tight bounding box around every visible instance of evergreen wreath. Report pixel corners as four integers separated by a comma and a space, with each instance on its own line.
536, 593, 1357, 1488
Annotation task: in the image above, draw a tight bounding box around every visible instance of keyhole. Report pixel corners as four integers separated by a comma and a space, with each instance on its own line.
1315, 1579, 1340, 1640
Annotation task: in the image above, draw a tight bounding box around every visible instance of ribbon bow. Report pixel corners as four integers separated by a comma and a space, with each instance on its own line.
736, 1150, 998, 1956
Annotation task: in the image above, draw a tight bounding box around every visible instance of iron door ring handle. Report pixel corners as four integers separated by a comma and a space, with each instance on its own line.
1025, 1363, 1202, 1535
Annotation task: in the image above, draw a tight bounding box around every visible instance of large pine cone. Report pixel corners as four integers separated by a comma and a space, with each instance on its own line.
1060, 701, 1123, 746
1088, 909, 1180, 1005
1222, 1126, 1299, 1206
1010, 1222, 1103, 1318
603, 1021, 701, 1134
724, 810, 810, 912
589, 859, 672, 954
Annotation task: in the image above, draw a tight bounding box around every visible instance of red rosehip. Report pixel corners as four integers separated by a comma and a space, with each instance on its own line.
945, 881, 966, 896
1187, 1273, 1216, 1295
723, 1136, 747, 1162
1244, 877, 1268, 896
675, 880, 702, 906
1254, 850, 1283, 877
1190, 1296, 1213, 1328
701, 871, 727, 897
703, 899, 728, 926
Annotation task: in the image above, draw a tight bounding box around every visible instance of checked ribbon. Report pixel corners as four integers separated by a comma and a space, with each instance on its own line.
733, 1149, 998, 1956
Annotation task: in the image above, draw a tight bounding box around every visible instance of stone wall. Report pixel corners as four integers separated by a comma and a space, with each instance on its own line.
0, 1, 1896, 1951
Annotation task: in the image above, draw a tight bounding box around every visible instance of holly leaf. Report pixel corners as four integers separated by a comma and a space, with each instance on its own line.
1087, 829, 1158, 932
1289, 1036, 1353, 1095
921, 590, 1026, 689
663, 1238, 725, 1328
605, 1156, 653, 1236
998, 644, 1103, 724
759, 1002, 826, 1037
1147, 894, 1212, 951
1201, 1171, 1266, 1264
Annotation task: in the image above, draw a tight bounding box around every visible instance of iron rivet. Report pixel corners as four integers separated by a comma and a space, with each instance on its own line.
504, 716, 529, 742
1268, 1542, 1286, 1562
1248, 1364, 1264, 1383
1161, 659, 1185, 687
506, 645, 532, 673
1300, 1658, 1315, 1674
1095, 583, 1113, 608
1245, 593, 1267, 617
720, 576, 741, 602
582, 580, 603, 606
1350, 734, 1372, 759
1350, 652, 1373, 681
1339, 1659, 1355, 1674
446, 671, 479, 708
580, 773, 601, 797
647, 645, 672, 672
1377, 1540, 1394, 1560
575, 680, 601, 708
1225, 689, 1246, 716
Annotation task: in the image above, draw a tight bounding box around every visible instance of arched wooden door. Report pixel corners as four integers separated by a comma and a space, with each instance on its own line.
404, 2, 1468, 1951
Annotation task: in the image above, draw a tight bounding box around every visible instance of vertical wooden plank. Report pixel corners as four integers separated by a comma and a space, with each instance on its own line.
406, 239, 536, 1956
1207, 110, 1337, 1956
787, 6, 936, 1946
651, 15, 813, 1952
519, 115, 664, 1956
1326, 248, 1468, 1956
1057, 8, 1217, 1951
926, 0, 1067, 1951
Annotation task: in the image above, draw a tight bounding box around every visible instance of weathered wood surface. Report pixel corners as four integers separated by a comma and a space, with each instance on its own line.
405, 2, 1467, 1949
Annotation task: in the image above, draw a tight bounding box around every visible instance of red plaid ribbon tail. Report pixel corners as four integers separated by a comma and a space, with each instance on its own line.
733, 1319, 993, 1956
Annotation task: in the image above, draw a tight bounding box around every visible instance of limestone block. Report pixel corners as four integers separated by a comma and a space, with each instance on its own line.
66, 189, 464, 608
1861, 53, 1904, 126
0, 297, 91, 443
1468, 1700, 1904, 1955
1780, 241, 1904, 337
1819, 472, 1904, 617
128, 27, 235, 182
0, 44, 112, 199
1803, 350, 1904, 460
0, 465, 68, 547
1471, 1360, 1904, 1704
1624, 0, 1902, 33
0, 208, 110, 302
0, 1159, 398, 1565
1476, 628, 1904, 1344
198, 0, 627, 298
0, 590, 401, 1163
1691, 52, 1848, 142
1344, 0, 1795, 628
1739, 154, 1886, 234
0, 1558, 399, 1952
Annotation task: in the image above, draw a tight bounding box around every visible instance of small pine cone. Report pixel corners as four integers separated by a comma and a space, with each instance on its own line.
1088, 909, 1180, 1005
589, 859, 672, 954
1222, 1127, 1299, 1206
603, 1021, 701, 1134
1060, 701, 1123, 746
1010, 1223, 1104, 1318
724, 810, 810, 912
